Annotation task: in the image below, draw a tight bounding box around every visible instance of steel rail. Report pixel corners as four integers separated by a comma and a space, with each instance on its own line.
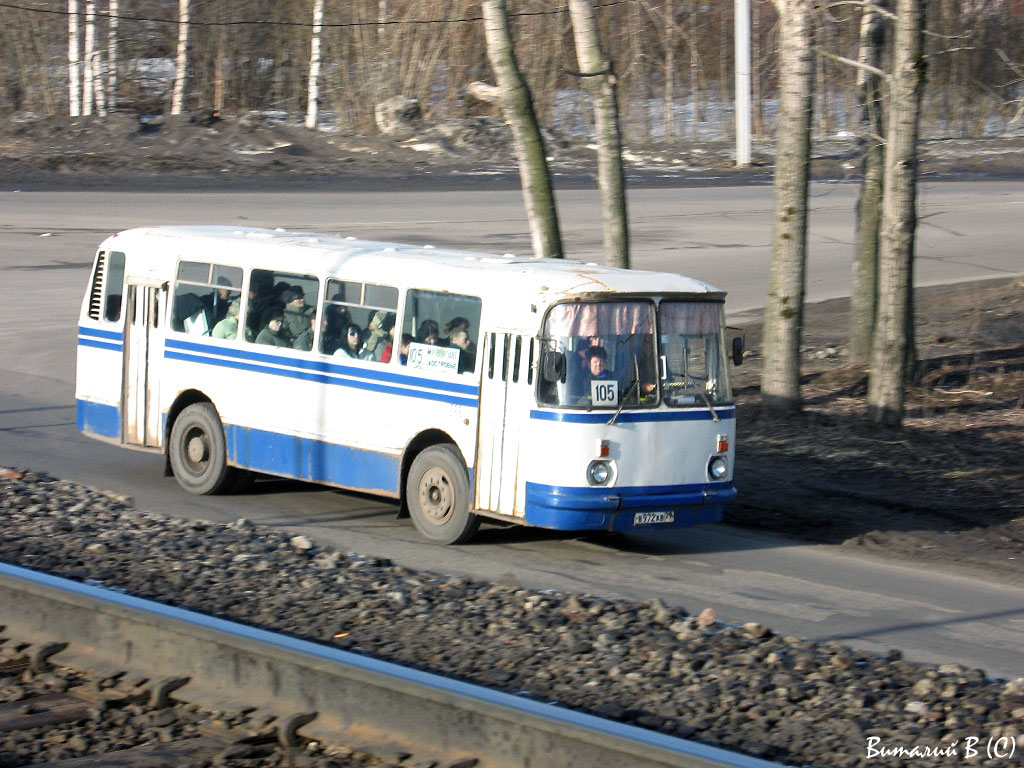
0, 562, 785, 768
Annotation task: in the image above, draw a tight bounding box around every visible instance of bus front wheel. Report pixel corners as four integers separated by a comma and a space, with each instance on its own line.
168, 403, 238, 495
407, 445, 480, 544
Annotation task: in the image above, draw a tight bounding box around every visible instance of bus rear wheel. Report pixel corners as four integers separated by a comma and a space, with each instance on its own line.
168, 403, 238, 495
406, 445, 480, 544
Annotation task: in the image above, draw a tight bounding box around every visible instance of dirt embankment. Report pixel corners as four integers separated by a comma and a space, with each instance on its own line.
730, 278, 1024, 586
1, 110, 1023, 190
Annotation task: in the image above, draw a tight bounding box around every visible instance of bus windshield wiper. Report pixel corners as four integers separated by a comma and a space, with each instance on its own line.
698, 390, 721, 422
608, 355, 641, 426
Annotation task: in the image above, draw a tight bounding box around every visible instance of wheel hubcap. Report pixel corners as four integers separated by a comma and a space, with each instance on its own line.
419, 468, 453, 525
182, 426, 210, 475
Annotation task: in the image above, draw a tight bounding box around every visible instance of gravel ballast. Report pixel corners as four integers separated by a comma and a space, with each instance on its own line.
2, 468, 1023, 767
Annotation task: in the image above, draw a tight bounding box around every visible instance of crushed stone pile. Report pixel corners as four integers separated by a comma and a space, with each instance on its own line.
2, 468, 1023, 767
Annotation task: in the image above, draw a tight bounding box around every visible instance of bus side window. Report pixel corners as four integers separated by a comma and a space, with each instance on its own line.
402, 289, 482, 376
323, 279, 397, 359
93, 251, 126, 323
172, 261, 243, 337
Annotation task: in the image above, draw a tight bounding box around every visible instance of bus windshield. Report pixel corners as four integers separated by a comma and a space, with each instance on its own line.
659, 301, 731, 406
538, 300, 658, 409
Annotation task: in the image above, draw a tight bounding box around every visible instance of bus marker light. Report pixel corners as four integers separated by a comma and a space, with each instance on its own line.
716, 435, 729, 453
597, 439, 610, 458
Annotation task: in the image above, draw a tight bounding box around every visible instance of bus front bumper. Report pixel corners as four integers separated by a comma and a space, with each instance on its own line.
522, 481, 736, 532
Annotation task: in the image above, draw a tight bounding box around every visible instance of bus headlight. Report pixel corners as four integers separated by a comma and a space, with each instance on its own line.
587, 460, 612, 486
708, 456, 728, 480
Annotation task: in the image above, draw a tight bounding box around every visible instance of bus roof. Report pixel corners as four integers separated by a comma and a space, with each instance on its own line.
101, 225, 725, 302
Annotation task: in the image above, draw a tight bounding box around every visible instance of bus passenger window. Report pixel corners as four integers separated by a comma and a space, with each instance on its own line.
323, 279, 397, 359
172, 261, 242, 337
403, 289, 481, 376
247, 269, 319, 349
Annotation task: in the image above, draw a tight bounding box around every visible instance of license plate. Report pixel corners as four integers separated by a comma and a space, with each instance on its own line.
634, 511, 675, 525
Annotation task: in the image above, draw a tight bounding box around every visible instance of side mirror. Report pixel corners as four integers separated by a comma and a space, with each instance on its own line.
732, 336, 744, 366
541, 350, 566, 383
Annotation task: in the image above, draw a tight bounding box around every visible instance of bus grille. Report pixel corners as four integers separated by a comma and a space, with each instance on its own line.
87, 253, 105, 320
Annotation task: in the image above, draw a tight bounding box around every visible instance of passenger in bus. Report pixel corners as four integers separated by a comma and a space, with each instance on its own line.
247, 276, 275, 341
450, 328, 476, 374
441, 316, 470, 347
282, 288, 313, 341
211, 299, 241, 340
571, 346, 610, 403
378, 317, 397, 363
574, 335, 602, 376
293, 313, 317, 351
319, 309, 347, 354
398, 333, 413, 365
335, 323, 370, 359
364, 310, 395, 361
416, 319, 439, 346
254, 306, 291, 347
212, 277, 234, 325
173, 292, 209, 334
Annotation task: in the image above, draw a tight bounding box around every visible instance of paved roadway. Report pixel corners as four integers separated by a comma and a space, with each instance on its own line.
1, 181, 1022, 679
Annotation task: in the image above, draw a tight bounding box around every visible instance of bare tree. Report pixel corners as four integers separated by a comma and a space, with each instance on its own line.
82, 0, 95, 115
305, 0, 324, 129
850, 0, 888, 363
663, 0, 678, 142
107, 0, 118, 110
759, 0, 814, 413
481, 0, 563, 259
867, 0, 926, 427
171, 0, 190, 115
68, 0, 80, 117
568, 0, 630, 268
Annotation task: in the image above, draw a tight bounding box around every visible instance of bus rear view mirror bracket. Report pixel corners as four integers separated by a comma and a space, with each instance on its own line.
541, 350, 566, 383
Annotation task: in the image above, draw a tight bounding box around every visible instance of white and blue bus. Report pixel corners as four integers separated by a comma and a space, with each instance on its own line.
77, 226, 742, 544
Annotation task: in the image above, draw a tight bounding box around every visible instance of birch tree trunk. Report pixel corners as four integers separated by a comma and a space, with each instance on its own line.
481, 0, 563, 259
568, 0, 630, 268
664, 0, 676, 143
68, 0, 80, 117
759, 0, 814, 413
93, 0, 107, 117
82, 0, 95, 115
305, 0, 324, 129
850, 0, 887, 363
867, 0, 926, 427
107, 0, 118, 110
170, 0, 190, 115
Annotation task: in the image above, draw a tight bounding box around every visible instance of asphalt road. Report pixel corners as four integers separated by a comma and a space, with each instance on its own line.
1, 180, 1022, 679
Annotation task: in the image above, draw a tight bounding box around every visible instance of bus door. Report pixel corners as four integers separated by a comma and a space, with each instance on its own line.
475, 333, 532, 516
121, 280, 166, 448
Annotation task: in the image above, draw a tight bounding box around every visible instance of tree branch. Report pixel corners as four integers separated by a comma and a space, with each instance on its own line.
823, 1, 896, 21
812, 46, 889, 80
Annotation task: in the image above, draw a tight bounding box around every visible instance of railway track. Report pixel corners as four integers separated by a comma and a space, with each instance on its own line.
0, 562, 785, 768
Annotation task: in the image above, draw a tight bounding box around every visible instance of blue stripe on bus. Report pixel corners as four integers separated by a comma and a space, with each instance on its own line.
523, 480, 735, 531
76, 399, 121, 439
528, 407, 735, 423
164, 350, 479, 408
224, 425, 399, 494
164, 339, 479, 397
78, 327, 124, 342
78, 338, 123, 353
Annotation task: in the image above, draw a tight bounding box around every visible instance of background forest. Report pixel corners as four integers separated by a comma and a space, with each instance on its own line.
1, 0, 1022, 142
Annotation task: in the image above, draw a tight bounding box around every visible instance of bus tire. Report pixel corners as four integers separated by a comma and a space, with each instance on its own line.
406, 445, 479, 545
168, 403, 238, 495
